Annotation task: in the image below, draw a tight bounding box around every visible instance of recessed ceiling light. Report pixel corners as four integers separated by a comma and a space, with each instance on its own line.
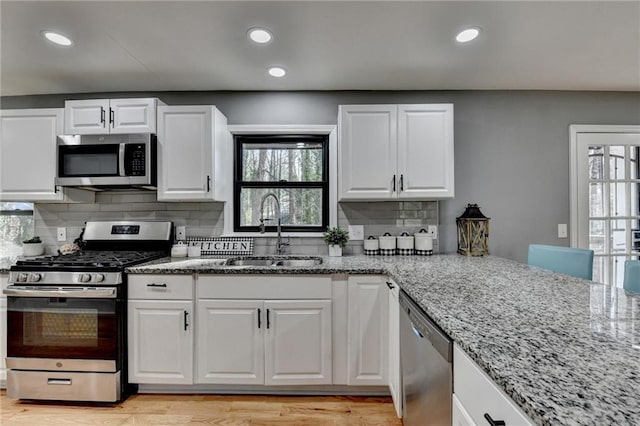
456, 27, 481, 43
268, 66, 286, 78
42, 30, 73, 46
248, 28, 273, 44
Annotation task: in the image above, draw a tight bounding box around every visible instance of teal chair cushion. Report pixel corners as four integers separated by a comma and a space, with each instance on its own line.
527, 244, 594, 280
623, 260, 640, 293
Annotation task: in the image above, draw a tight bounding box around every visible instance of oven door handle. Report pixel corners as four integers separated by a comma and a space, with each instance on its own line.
4, 287, 117, 299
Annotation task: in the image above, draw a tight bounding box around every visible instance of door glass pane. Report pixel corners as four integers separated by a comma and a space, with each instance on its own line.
631, 147, 639, 179
610, 220, 627, 253
588, 146, 604, 180
609, 146, 625, 180
592, 256, 607, 284
631, 182, 640, 216
589, 183, 605, 217
611, 256, 626, 288
589, 220, 606, 254
609, 182, 627, 217
239, 187, 323, 227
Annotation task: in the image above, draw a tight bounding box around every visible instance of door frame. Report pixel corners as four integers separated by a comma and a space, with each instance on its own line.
569, 124, 640, 248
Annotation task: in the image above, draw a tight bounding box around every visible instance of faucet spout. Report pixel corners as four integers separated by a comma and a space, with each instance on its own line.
259, 193, 288, 255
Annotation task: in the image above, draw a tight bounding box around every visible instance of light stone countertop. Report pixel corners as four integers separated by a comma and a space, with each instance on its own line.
109, 254, 640, 424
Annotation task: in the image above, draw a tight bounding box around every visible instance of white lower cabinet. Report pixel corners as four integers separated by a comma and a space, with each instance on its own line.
387, 279, 402, 417
453, 344, 534, 426
196, 275, 333, 386
1, 274, 8, 388
347, 275, 389, 385
128, 275, 194, 384
196, 299, 264, 384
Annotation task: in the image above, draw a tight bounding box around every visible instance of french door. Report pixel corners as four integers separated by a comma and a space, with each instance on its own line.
571, 125, 640, 286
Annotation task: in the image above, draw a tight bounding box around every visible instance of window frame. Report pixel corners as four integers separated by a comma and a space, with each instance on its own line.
233, 134, 330, 233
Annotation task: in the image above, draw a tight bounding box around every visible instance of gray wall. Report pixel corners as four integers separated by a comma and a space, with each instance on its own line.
3, 90, 640, 262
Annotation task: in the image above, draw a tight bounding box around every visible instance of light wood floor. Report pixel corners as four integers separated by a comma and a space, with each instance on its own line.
1, 391, 403, 425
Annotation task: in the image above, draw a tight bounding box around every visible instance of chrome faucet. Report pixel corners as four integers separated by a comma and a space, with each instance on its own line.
259, 192, 289, 255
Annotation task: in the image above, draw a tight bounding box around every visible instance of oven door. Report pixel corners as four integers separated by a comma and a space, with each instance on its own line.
6, 287, 120, 362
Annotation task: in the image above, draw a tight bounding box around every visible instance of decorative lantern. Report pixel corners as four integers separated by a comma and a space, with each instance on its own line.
456, 204, 490, 256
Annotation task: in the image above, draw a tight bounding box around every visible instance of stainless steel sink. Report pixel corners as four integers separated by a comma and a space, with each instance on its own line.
225, 257, 323, 267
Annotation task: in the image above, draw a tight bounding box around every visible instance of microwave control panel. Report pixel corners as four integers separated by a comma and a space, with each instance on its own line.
125, 144, 146, 176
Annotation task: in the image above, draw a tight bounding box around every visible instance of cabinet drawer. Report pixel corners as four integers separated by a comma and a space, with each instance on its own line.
454, 345, 533, 426
198, 275, 332, 299
128, 275, 194, 300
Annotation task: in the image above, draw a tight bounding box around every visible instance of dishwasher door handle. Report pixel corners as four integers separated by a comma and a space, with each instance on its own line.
411, 324, 425, 338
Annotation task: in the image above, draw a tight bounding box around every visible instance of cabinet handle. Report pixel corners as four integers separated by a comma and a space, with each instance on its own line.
184, 310, 189, 330
386, 281, 395, 289
483, 413, 506, 426
109, 108, 114, 126
206, 175, 211, 192
257, 308, 261, 329
400, 174, 404, 192
266, 309, 270, 329
100, 107, 106, 124
146, 283, 167, 288
392, 175, 396, 192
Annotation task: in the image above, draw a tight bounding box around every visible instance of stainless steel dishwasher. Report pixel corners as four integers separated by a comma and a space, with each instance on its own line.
399, 290, 453, 426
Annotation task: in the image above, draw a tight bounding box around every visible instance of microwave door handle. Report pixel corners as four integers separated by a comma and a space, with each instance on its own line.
118, 143, 126, 177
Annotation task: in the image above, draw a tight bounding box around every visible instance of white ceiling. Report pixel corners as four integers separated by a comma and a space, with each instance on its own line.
1, 1, 639, 96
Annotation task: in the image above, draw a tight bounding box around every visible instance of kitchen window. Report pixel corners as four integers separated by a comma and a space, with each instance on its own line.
0, 202, 34, 256
234, 135, 329, 233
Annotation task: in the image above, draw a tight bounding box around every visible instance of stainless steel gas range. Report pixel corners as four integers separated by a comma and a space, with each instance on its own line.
3, 221, 173, 402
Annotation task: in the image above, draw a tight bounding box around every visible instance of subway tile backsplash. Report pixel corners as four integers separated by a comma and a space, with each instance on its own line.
34, 192, 438, 256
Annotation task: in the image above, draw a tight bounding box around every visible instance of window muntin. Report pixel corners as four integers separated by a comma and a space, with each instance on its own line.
234, 135, 329, 233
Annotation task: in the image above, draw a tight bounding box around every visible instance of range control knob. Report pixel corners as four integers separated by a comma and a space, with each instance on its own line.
30, 273, 42, 282
94, 273, 105, 283
17, 273, 28, 282
78, 273, 92, 283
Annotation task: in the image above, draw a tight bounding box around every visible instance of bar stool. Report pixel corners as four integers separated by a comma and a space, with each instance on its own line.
527, 244, 594, 280
623, 260, 640, 292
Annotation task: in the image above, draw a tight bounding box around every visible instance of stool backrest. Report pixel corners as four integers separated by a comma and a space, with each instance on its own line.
623, 260, 640, 292
527, 244, 594, 280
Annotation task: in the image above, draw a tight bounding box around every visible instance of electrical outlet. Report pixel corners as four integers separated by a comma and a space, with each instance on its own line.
57, 227, 66, 242
558, 223, 568, 239
348, 225, 364, 241
176, 226, 186, 240
427, 225, 438, 240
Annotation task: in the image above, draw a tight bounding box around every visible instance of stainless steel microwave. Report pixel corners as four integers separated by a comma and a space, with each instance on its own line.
56, 133, 156, 189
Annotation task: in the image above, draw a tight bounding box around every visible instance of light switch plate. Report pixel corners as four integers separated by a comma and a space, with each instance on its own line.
57, 227, 66, 242
176, 226, 186, 240
348, 225, 364, 241
558, 223, 568, 239
428, 225, 438, 240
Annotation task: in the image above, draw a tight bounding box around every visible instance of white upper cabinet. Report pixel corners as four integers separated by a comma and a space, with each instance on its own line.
338, 104, 454, 200
64, 98, 163, 135
157, 106, 231, 201
0, 109, 94, 202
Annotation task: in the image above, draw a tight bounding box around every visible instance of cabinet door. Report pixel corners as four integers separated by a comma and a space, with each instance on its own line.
157, 106, 214, 201
0, 274, 7, 387
347, 276, 389, 385
0, 109, 64, 201
64, 99, 109, 134
109, 98, 157, 134
397, 104, 454, 199
196, 299, 264, 385
128, 300, 193, 384
264, 300, 332, 385
338, 105, 397, 200
387, 280, 402, 417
